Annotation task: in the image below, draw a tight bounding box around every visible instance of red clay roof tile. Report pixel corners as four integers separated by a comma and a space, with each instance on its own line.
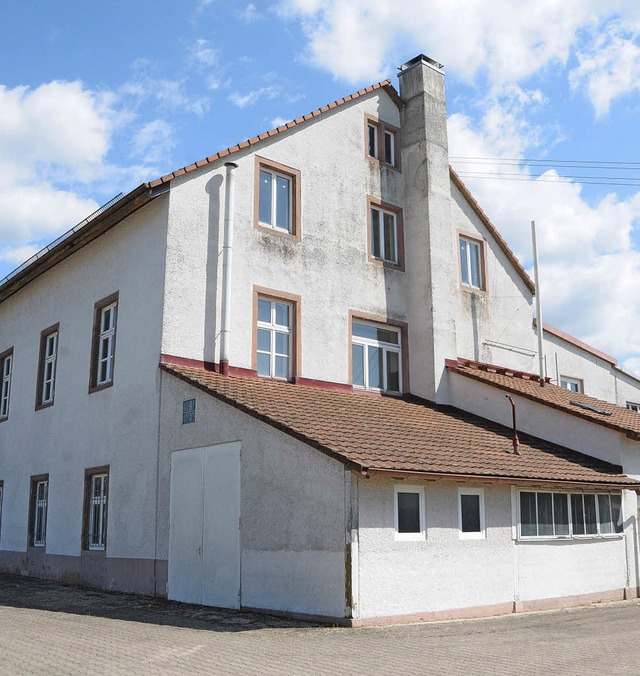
162, 363, 638, 488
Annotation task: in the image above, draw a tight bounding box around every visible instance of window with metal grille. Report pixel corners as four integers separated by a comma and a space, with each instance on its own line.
183, 399, 196, 424
32, 479, 48, 547
88, 474, 108, 551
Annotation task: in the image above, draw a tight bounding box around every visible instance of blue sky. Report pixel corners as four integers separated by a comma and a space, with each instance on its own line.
2, 1, 640, 372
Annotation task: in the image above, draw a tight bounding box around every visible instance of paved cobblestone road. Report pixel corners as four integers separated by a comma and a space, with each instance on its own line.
1, 574, 640, 675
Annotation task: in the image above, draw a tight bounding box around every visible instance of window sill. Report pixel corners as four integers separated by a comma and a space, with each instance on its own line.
366, 157, 402, 174
82, 548, 107, 557
517, 534, 623, 542
352, 385, 403, 397
88, 380, 114, 395
35, 400, 54, 412
460, 284, 486, 294
255, 222, 300, 242
0, 415, 7, 424
369, 256, 405, 272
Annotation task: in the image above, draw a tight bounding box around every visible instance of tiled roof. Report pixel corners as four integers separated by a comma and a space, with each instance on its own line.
447, 358, 640, 439
449, 168, 535, 294
148, 80, 402, 189
162, 363, 639, 488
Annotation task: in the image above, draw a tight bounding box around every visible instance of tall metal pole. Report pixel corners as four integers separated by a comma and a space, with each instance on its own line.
531, 220, 545, 386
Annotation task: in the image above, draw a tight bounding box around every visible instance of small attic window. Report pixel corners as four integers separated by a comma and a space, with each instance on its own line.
569, 400, 612, 416
183, 398, 196, 424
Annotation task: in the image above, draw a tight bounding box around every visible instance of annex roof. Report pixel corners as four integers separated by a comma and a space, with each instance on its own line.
162, 363, 638, 489
447, 358, 640, 439
540, 321, 618, 366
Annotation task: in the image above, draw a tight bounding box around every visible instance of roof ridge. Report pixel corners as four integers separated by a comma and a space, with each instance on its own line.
149, 80, 401, 189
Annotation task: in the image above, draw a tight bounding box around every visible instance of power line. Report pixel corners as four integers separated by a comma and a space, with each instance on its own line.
455, 173, 640, 188
451, 156, 640, 169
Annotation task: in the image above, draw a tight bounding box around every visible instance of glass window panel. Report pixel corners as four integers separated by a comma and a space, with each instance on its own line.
275, 303, 290, 327
275, 332, 289, 356
353, 322, 379, 341
459, 239, 469, 285
259, 170, 272, 225
257, 353, 271, 376
368, 124, 377, 157
571, 494, 585, 535
257, 329, 271, 352
384, 131, 394, 165
377, 328, 399, 345
99, 358, 109, 384
584, 494, 597, 534
553, 494, 569, 535
102, 308, 111, 332
461, 494, 481, 532
386, 350, 400, 393
610, 494, 623, 533
3, 357, 10, 378
469, 241, 481, 287
367, 345, 382, 389
397, 492, 420, 533
275, 356, 289, 379
275, 175, 290, 231
520, 492, 537, 536
46, 334, 56, 358
352, 344, 365, 386
383, 212, 396, 262
537, 492, 554, 536
371, 208, 381, 258
598, 494, 613, 534
258, 298, 271, 323
43, 381, 52, 403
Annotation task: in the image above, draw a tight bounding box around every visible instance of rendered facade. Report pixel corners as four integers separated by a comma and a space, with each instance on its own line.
1, 54, 640, 624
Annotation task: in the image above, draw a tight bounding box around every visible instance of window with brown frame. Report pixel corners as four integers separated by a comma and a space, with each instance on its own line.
367, 197, 404, 269
82, 467, 109, 551
28, 474, 49, 548
458, 234, 486, 290
252, 286, 301, 380
0, 347, 13, 421
89, 292, 119, 393
365, 115, 400, 169
35, 323, 59, 410
254, 156, 301, 240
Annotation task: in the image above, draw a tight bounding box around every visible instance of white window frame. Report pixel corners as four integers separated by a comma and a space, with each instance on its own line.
517, 489, 623, 540
626, 402, 640, 412
370, 205, 399, 265
394, 485, 426, 541
258, 168, 293, 234
384, 129, 396, 167
41, 331, 58, 405
33, 479, 48, 548
256, 297, 292, 380
560, 376, 583, 393
367, 122, 378, 159
97, 302, 117, 386
459, 235, 484, 289
351, 320, 402, 394
458, 488, 486, 540
0, 352, 12, 419
88, 473, 108, 551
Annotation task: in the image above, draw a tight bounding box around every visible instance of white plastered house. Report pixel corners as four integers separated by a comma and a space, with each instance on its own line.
1, 54, 640, 625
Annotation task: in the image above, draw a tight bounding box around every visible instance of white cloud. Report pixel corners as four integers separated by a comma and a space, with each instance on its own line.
130, 120, 175, 165
229, 85, 282, 108
0, 244, 41, 266
448, 100, 640, 358
271, 117, 289, 127
570, 20, 640, 117
238, 4, 261, 23
187, 38, 218, 68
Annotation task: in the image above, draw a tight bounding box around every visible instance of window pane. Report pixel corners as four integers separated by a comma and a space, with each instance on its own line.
371, 208, 381, 259
459, 239, 469, 285
257, 329, 271, 352
275, 175, 290, 231
275, 332, 289, 356
259, 170, 272, 225
520, 492, 537, 536
598, 494, 613, 534
275, 356, 289, 379
383, 212, 396, 262
376, 327, 399, 345
384, 131, 394, 165
353, 322, 378, 340
553, 494, 569, 535
102, 307, 112, 333
610, 494, 623, 533
275, 302, 290, 327
352, 344, 365, 386
46, 334, 56, 358
386, 350, 400, 393
469, 241, 481, 287
584, 494, 597, 534
397, 492, 420, 533
461, 494, 481, 533
571, 494, 585, 535
257, 353, 271, 376
368, 345, 382, 389
537, 492, 554, 536
368, 124, 377, 157
258, 298, 271, 323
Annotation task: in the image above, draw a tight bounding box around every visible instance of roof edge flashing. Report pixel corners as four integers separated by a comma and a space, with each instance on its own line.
398, 54, 444, 75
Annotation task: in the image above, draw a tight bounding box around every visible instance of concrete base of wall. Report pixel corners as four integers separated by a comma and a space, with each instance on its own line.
0, 550, 167, 597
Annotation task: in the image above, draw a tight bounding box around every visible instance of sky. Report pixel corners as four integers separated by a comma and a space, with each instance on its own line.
2, 1, 640, 373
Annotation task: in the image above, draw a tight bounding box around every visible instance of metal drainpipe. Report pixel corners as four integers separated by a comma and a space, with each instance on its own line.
220, 162, 238, 375
505, 395, 520, 455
